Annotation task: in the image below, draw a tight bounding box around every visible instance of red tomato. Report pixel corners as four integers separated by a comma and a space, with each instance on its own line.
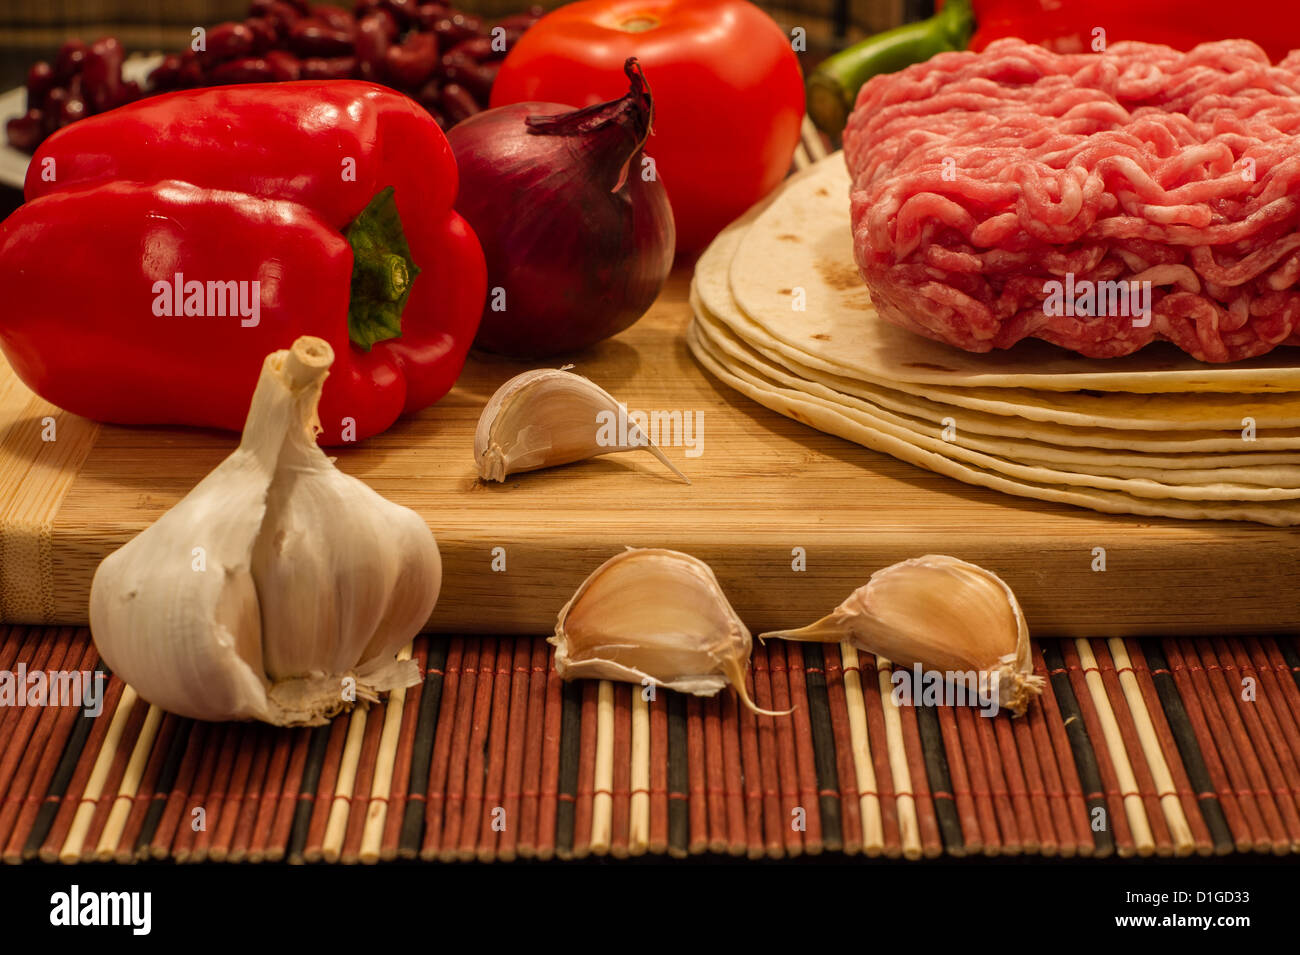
491, 0, 805, 254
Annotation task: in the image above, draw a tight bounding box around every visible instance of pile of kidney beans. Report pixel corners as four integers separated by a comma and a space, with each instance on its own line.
6, 0, 543, 153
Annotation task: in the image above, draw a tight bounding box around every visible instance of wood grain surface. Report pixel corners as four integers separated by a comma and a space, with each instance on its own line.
1, 270, 1297, 637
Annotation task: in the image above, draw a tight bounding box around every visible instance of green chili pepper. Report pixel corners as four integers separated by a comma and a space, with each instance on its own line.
807, 0, 976, 139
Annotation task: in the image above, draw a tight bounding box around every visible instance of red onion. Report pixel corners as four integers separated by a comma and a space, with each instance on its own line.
446, 58, 675, 359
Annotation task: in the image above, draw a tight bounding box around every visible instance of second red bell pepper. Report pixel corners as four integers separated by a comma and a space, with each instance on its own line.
966, 0, 1300, 61
0, 80, 486, 445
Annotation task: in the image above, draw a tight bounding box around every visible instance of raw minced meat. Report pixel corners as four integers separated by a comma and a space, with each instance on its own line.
844, 38, 1300, 362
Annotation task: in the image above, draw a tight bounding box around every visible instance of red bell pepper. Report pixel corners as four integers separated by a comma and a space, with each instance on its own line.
0, 80, 486, 445
966, 0, 1300, 62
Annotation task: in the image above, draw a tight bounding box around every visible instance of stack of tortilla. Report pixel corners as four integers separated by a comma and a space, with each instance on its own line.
688, 154, 1300, 526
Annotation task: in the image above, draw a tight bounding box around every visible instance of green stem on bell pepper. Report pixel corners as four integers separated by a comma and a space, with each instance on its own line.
807, 0, 976, 139
345, 186, 421, 352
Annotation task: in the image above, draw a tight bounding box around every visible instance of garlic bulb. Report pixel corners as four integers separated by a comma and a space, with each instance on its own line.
551, 548, 784, 715
474, 368, 688, 483
760, 556, 1043, 716
89, 337, 440, 726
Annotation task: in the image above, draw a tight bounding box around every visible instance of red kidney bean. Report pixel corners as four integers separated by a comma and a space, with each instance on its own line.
7, 1, 525, 146
374, 8, 400, 37
415, 79, 444, 115
448, 36, 499, 63
441, 55, 491, 100
439, 82, 478, 125
179, 51, 205, 87
244, 17, 278, 54
385, 32, 437, 89
455, 11, 483, 31
415, 3, 452, 29
433, 14, 480, 46
442, 57, 496, 102
83, 37, 124, 113
7, 110, 44, 152
380, 0, 418, 27
26, 62, 55, 111
208, 57, 276, 84
289, 18, 355, 57
55, 40, 87, 82
202, 22, 255, 64
313, 4, 356, 33
147, 53, 182, 91
265, 50, 303, 80
438, 46, 474, 72
354, 12, 392, 81
263, 1, 304, 39
42, 89, 67, 135
58, 90, 87, 125
301, 55, 357, 79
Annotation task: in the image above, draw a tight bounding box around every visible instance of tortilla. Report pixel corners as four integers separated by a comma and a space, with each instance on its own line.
688, 323, 1300, 505
1014, 457, 1300, 487
687, 323, 1300, 525
692, 301, 1300, 484
726, 153, 1300, 395
693, 289, 1300, 454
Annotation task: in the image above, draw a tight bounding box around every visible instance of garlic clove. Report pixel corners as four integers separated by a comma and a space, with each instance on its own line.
760, 555, 1043, 716
550, 548, 786, 716
89, 336, 439, 727
474, 368, 689, 484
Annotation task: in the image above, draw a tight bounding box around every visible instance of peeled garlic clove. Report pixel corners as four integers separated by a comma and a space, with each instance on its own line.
761, 555, 1043, 716
550, 548, 785, 716
89, 337, 440, 727
474, 368, 688, 483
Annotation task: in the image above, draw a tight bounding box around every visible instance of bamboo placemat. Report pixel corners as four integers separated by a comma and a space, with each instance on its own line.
3, 625, 1298, 863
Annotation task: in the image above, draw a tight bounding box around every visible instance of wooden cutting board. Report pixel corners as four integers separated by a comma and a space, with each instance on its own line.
1, 269, 1296, 637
